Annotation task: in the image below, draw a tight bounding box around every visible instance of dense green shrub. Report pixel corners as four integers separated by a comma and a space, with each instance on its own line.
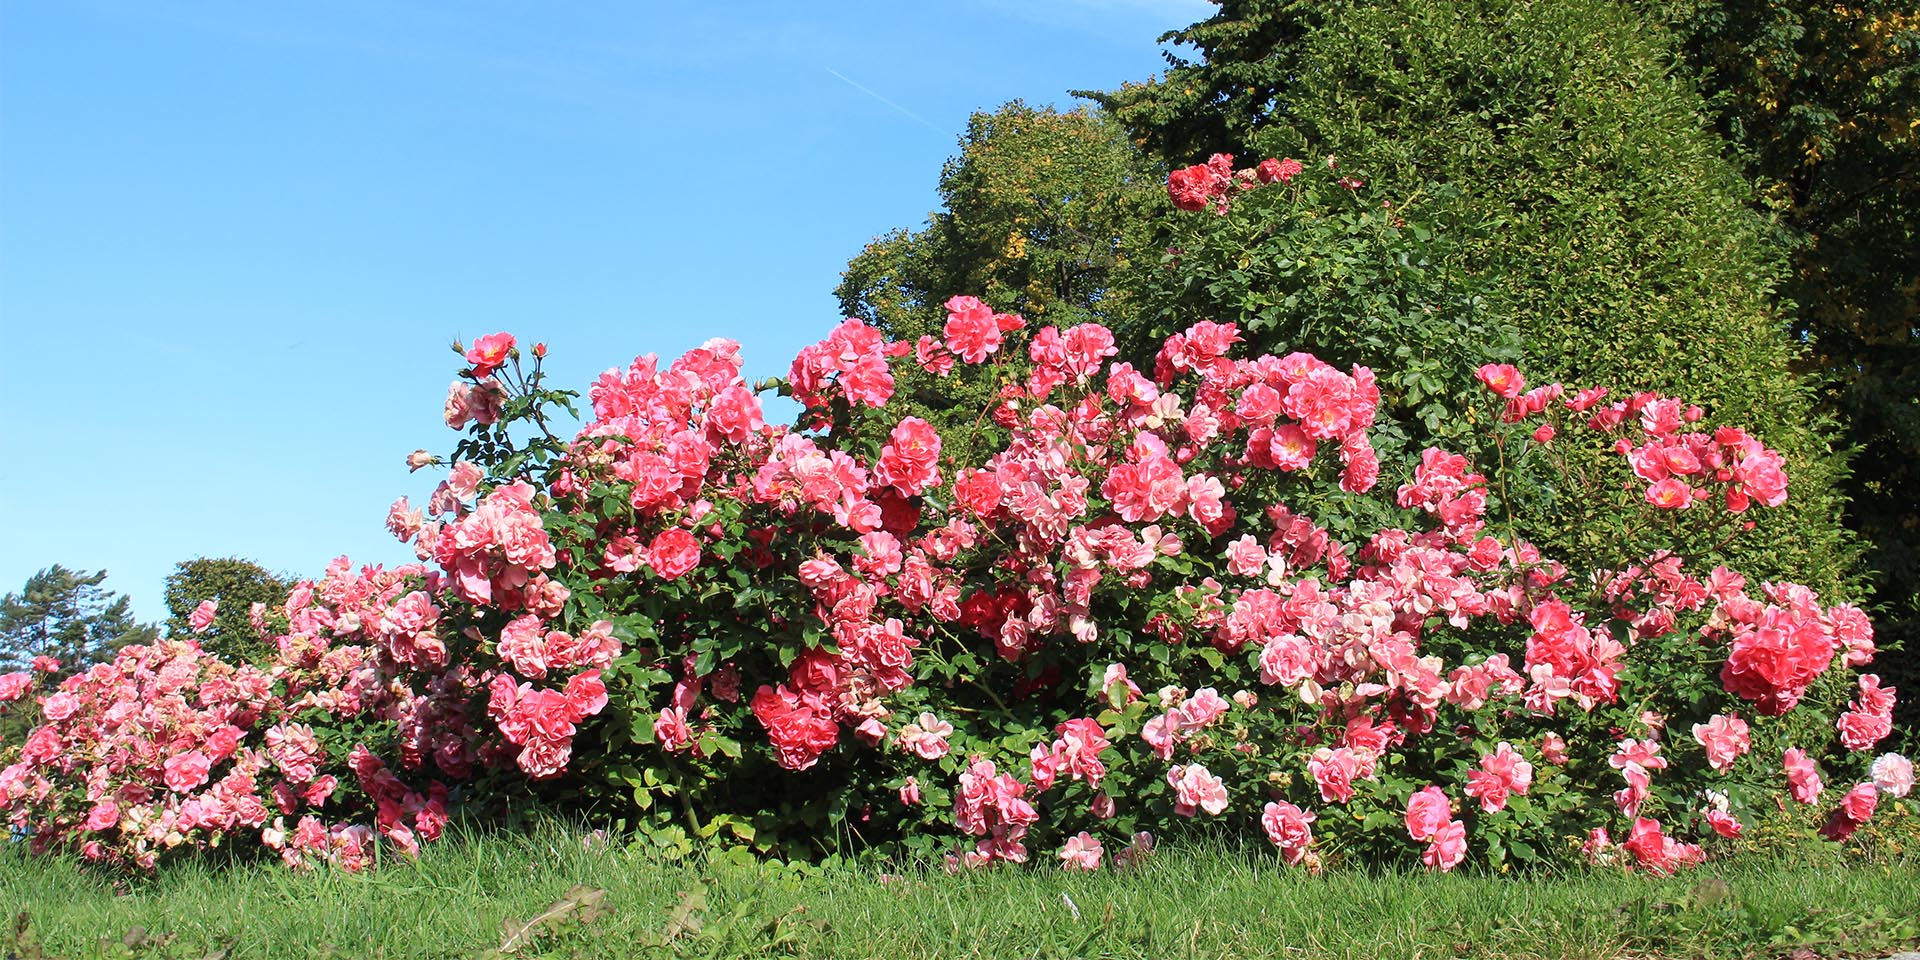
164, 557, 294, 665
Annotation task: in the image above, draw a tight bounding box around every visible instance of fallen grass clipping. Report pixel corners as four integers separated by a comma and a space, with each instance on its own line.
3, 823, 1916, 959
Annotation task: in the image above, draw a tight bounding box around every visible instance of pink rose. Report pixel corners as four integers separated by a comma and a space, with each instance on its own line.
1475, 364, 1525, 399
1422, 819, 1468, 872
899, 712, 953, 760
0, 671, 32, 703
85, 800, 120, 832
1692, 714, 1752, 772
1840, 782, 1879, 822
189, 599, 219, 634
1262, 801, 1316, 864
1405, 785, 1451, 840
1167, 163, 1223, 211
163, 750, 214, 794
564, 670, 609, 719
646, 529, 702, 581
444, 381, 476, 430
1784, 747, 1824, 804
1058, 832, 1104, 871
1167, 763, 1229, 816
447, 461, 485, 501
1307, 747, 1364, 804
1464, 742, 1533, 813
465, 331, 515, 377
1705, 809, 1743, 838
653, 707, 693, 752
39, 691, 80, 722
943, 295, 1002, 364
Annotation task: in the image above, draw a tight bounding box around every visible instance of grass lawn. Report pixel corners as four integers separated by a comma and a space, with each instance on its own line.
3, 824, 1916, 959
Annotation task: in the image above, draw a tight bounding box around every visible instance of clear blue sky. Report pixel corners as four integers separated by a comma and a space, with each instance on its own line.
0, 0, 1207, 624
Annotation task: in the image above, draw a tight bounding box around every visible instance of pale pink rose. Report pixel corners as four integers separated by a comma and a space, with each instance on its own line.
1307, 747, 1365, 804
1692, 714, 1752, 772
406, 449, 436, 471
1167, 763, 1229, 816
1226, 535, 1267, 577
899, 713, 953, 760
1262, 801, 1316, 864
386, 497, 424, 542
0, 671, 32, 703
470, 378, 504, 425
497, 615, 550, 679
899, 777, 921, 806
189, 599, 219, 634
1058, 832, 1104, 870
1870, 753, 1913, 798
447, 461, 485, 501
163, 750, 213, 794
39, 691, 80, 722
444, 381, 476, 430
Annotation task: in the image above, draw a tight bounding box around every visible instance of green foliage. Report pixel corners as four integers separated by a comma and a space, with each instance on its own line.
836, 102, 1157, 437
0, 565, 155, 677
163, 557, 293, 664
1085, 0, 1861, 596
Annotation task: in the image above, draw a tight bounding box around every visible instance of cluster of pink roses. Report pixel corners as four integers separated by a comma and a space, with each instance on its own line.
1166, 153, 1304, 213
2, 289, 1909, 878
0, 618, 451, 871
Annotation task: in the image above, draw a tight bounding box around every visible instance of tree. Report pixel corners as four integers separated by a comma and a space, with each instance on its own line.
0, 565, 158, 677
163, 557, 293, 664
836, 101, 1158, 437
1081, 0, 1862, 596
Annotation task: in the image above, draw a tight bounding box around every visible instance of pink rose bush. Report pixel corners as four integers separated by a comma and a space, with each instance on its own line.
0, 171, 1908, 876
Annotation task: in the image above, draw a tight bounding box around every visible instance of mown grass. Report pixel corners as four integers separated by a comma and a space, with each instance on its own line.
4, 823, 1917, 960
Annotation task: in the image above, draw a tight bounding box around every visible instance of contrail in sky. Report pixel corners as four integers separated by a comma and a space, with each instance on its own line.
824, 67, 951, 137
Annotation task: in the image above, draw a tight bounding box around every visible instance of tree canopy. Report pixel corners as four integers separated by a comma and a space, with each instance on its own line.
163, 557, 293, 664
0, 564, 158, 698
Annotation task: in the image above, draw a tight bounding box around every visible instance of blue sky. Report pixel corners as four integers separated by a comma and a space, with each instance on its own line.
0, 0, 1208, 623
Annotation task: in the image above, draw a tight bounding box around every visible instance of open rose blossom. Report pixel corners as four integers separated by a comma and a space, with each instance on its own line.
1691, 714, 1751, 772
465, 332, 515, 377
1871, 753, 1914, 798
1405, 785, 1451, 840
1262, 801, 1316, 864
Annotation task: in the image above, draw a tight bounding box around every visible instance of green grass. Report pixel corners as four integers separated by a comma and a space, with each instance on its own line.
4, 824, 1916, 959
